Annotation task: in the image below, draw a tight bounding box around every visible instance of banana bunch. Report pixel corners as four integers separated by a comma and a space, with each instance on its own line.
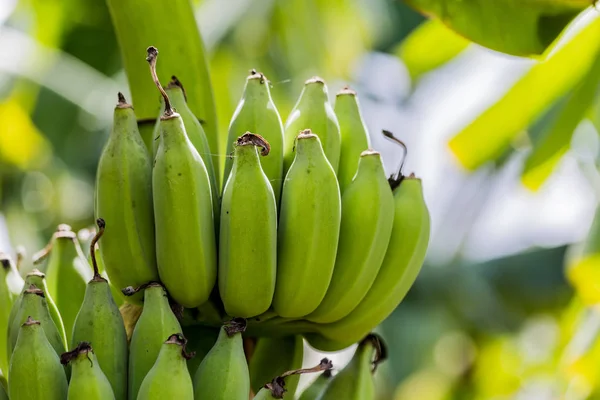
2, 44, 431, 398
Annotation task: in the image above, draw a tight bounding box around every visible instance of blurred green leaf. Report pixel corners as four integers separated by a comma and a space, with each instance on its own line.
403, 0, 591, 56
521, 50, 600, 190
449, 16, 600, 170
396, 19, 470, 80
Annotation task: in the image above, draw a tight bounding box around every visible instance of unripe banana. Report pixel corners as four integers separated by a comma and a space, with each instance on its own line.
253, 358, 333, 400
283, 77, 340, 174
308, 150, 395, 323
8, 285, 67, 359
313, 175, 430, 347
219, 133, 277, 317
61, 342, 116, 400
274, 130, 340, 318
8, 269, 67, 354
34, 224, 92, 343
148, 47, 217, 308
249, 336, 303, 397
127, 282, 182, 400
182, 324, 219, 378
193, 318, 249, 400
95, 93, 158, 302
153, 77, 220, 222
138, 333, 195, 400
334, 87, 371, 193
72, 219, 128, 400
8, 317, 68, 400
297, 370, 332, 400
0, 253, 21, 377
224, 70, 285, 204
316, 335, 385, 400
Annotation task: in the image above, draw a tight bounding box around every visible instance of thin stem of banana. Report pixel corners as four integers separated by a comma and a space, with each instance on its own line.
90, 218, 105, 279
146, 46, 174, 117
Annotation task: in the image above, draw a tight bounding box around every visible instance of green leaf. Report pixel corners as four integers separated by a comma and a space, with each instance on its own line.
396, 19, 470, 80
521, 50, 600, 190
448, 16, 600, 170
403, 0, 592, 56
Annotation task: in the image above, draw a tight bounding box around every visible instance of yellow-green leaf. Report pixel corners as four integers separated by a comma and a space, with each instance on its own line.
404, 0, 592, 56
396, 19, 470, 80
522, 50, 600, 190
449, 16, 600, 170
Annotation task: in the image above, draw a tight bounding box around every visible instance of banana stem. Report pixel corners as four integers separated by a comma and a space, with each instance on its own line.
90, 218, 105, 279
146, 47, 174, 118
382, 129, 407, 182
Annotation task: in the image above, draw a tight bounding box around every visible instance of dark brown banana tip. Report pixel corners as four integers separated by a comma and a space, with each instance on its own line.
360, 333, 387, 372
237, 132, 271, 156
224, 317, 247, 337
60, 342, 93, 365
166, 333, 196, 360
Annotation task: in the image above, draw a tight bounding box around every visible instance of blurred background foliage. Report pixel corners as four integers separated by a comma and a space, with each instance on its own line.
2, 0, 600, 399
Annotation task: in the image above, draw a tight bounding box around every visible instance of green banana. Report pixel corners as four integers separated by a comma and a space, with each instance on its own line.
308, 150, 395, 323
8, 317, 68, 400
95, 92, 158, 304
316, 335, 385, 400
297, 370, 332, 400
182, 324, 219, 379
224, 70, 285, 204
219, 133, 277, 317
0, 253, 22, 377
148, 47, 217, 308
127, 282, 182, 400
334, 87, 371, 193
172, 77, 219, 219
310, 133, 430, 347
283, 77, 340, 174
273, 130, 340, 318
71, 219, 128, 400
316, 181, 430, 346
61, 342, 116, 400
138, 333, 194, 400
7, 269, 67, 358
253, 359, 333, 400
249, 336, 304, 397
8, 285, 67, 359
193, 318, 250, 400
34, 224, 92, 344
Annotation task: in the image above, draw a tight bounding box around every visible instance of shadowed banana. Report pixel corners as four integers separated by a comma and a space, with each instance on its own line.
182, 324, 219, 379
95, 93, 158, 303
153, 77, 220, 223
334, 87, 371, 193
8, 285, 66, 359
310, 132, 430, 348
249, 336, 304, 397
316, 335, 385, 400
308, 150, 394, 323
138, 333, 195, 400
274, 130, 340, 318
148, 47, 217, 308
71, 219, 128, 400
224, 70, 285, 204
193, 318, 249, 400
283, 77, 340, 174
126, 282, 182, 399
8, 317, 68, 400
254, 358, 333, 399
219, 133, 277, 317
297, 370, 332, 400
33, 224, 92, 343
61, 342, 116, 400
